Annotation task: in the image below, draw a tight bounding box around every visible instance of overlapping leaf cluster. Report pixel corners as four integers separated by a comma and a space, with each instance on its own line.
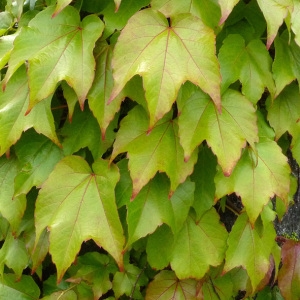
0, 0, 300, 299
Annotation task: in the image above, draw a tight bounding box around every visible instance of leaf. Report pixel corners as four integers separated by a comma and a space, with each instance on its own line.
291, 2, 300, 47
3, 6, 104, 110
53, 0, 72, 17
14, 130, 63, 197
291, 122, 300, 165
215, 139, 290, 224
0, 232, 29, 278
126, 174, 173, 246
114, 0, 122, 11
278, 240, 300, 300
111, 105, 197, 198
35, 156, 124, 281
224, 213, 272, 292
178, 84, 258, 176
151, 0, 221, 29
170, 209, 228, 279
146, 225, 174, 270
60, 104, 115, 160
218, 34, 275, 103
0, 156, 26, 232
67, 252, 118, 299
0, 66, 60, 156
110, 9, 221, 127
267, 83, 300, 139
145, 270, 199, 300
0, 33, 16, 69
218, 0, 239, 25
0, 274, 40, 300
256, 0, 292, 49
191, 145, 217, 217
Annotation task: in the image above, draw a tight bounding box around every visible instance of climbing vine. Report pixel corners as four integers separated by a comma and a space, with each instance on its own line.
0, 0, 300, 299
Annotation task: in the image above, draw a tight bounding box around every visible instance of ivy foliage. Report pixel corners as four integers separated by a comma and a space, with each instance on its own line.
0, 0, 300, 299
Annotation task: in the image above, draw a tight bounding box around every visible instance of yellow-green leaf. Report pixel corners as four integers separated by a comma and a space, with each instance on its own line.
110, 9, 221, 128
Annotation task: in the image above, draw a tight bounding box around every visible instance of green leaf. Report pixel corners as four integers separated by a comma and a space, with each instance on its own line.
218, 34, 275, 103
291, 122, 300, 165
267, 83, 300, 140
291, 2, 300, 47
35, 156, 124, 281
67, 252, 118, 299
178, 84, 258, 175
0, 33, 16, 69
14, 130, 63, 197
41, 290, 77, 300
3, 5, 104, 110
126, 174, 172, 247
224, 213, 272, 292
0, 232, 29, 278
0, 11, 13, 35
146, 225, 174, 270
191, 145, 217, 217
218, 0, 239, 25
151, 0, 221, 29
215, 140, 290, 224
53, 0, 72, 17
0, 274, 40, 300
111, 105, 197, 198
0, 66, 60, 156
145, 270, 199, 299
110, 9, 221, 127
60, 104, 114, 160
256, 0, 292, 49
278, 240, 300, 300
170, 209, 228, 279
0, 156, 26, 232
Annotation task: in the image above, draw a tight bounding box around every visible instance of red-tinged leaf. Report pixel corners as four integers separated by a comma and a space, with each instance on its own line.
178, 84, 258, 176
111, 105, 197, 198
170, 209, 228, 279
0, 66, 60, 156
215, 139, 290, 224
145, 270, 199, 300
35, 156, 124, 281
52, 0, 72, 17
278, 240, 300, 300
224, 213, 271, 292
3, 6, 103, 110
218, 0, 239, 25
114, 0, 121, 11
267, 83, 300, 140
256, 0, 292, 49
218, 34, 275, 103
110, 9, 221, 127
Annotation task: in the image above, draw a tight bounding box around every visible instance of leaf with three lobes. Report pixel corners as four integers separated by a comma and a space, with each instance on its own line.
110, 105, 198, 199
218, 34, 275, 103
267, 83, 300, 139
14, 130, 63, 197
170, 209, 228, 279
178, 84, 257, 176
256, 0, 292, 49
215, 139, 290, 224
278, 240, 300, 300
35, 156, 124, 281
224, 213, 272, 292
151, 0, 221, 29
0, 66, 59, 156
0, 156, 26, 233
110, 9, 221, 128
3, 5, 103, 110
0, 274, 40, 300
145, 270, 199, 300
